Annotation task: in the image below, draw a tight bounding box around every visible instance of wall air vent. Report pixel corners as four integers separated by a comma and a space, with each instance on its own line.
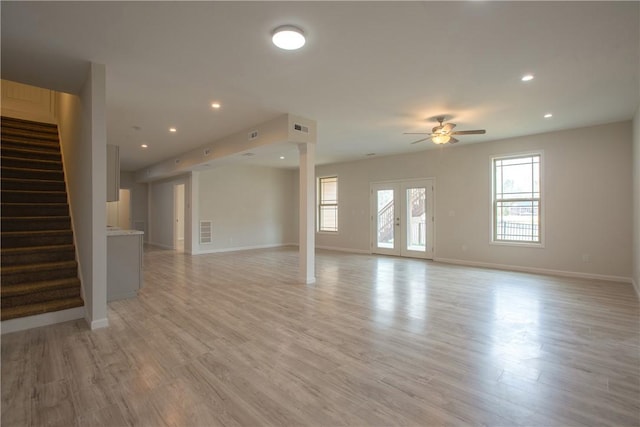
293, 123, 309, 133
248, 130, 259, 140
200, 220, 212, 244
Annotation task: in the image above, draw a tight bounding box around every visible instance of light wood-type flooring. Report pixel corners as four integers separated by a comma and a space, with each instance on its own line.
2, 246, 639, 426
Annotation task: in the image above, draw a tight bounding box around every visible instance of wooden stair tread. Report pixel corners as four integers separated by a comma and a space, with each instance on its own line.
1, 260, 77, 274
1, 190, 66, 195
1, 297, 84, 321
1, 155, 61, 163
2, 229, 72, 237
2, 277, 81, 297
1, 116, 58, 130
1, 244, 75, 254
1, 166, 64, 175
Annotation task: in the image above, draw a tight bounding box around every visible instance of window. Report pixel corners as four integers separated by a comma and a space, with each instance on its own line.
492, 153, 541, 244
318, 176, 338, 232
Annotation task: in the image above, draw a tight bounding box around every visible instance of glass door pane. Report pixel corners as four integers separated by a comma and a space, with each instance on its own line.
405, 187, 426, 252
376, 189, 395, 249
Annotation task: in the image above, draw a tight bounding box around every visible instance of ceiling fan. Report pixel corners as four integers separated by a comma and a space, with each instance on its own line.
404, 117, 486, 145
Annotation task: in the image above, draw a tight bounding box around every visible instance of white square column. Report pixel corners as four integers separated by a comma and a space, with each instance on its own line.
298, 143, 316, 284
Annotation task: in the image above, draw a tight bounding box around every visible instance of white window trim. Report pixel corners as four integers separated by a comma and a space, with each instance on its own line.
317, 175, 339, 234
490, 151, 545, 248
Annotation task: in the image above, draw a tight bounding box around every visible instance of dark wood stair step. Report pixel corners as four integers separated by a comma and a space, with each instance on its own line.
2, 287, 81, 309
1, 136, 61, 153
1, 156, 63, 171
1, 146, 61, 162
1, 297, 84, 321
1, 127, 59, 143
2, 277, 80, 297
1, 203, 69, 217
1, 177, 66, 192
1, 117, 59, 134
1, 166, 64, 181
1, 229, 73, 248
1, 190, 67, 204
1, 216, 71, 232
1, 244, 76, 267
1, 260, 78, 285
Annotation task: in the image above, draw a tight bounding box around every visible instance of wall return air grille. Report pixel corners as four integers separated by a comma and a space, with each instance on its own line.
199, 220, 212, 244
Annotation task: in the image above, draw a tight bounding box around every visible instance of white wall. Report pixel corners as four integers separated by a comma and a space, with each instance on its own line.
194, 164, 297, 253
632, 106, 640, 295
316, 121, 633, 281
56, 63, 108, 329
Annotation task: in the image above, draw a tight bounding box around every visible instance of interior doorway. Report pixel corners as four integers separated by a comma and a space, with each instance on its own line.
173, 183, 185, 253
371, 179, 434, 259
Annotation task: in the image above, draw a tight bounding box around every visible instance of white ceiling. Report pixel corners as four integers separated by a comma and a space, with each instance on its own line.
2, 1, 638, 171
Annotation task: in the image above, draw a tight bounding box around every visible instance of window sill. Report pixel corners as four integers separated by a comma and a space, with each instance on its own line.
490, 240, 545, 249
317, 231, 339, 236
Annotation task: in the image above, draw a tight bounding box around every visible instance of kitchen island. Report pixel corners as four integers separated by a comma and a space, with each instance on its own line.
107, 229, 144, 302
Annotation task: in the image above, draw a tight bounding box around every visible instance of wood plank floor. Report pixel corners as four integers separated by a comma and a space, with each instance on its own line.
2, 246, 639, 426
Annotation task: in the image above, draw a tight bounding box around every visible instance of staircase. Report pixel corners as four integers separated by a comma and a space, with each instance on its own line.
1, 116, 83, 321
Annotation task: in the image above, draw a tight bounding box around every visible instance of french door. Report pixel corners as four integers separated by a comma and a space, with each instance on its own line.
371, 179, 434, 259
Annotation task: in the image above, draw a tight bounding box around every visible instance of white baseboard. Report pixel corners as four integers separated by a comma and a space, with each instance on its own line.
89, 317, 109, 330
316, 245, 370, 255
146, 241, 174, 250
1, 306, 85, 335
434, 257, 632, 283
193, 243, 295, 255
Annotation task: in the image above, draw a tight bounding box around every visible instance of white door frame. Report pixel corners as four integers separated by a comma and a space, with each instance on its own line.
173, 183, 186, 252
370, 178, 435, 259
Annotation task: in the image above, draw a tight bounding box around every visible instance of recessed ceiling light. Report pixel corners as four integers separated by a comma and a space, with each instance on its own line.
211, 102, 221, 109
169, 127, 177, 133
272, 25, 306, 50
544, 113, 553, 118
279, 156, 285, 160
521, 74, 534, 82
141, 144, 148, 148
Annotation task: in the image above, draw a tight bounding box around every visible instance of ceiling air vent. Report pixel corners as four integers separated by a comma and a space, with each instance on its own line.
293, 123, 309, 133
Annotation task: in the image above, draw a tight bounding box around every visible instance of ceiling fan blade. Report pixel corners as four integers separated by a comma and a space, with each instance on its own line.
448, 137, 460, 144
410, 137, 431, 145
450, 129, 486, 135
441, 123, 456, 132
403, 132, 430, 135
432, 125, 443, 133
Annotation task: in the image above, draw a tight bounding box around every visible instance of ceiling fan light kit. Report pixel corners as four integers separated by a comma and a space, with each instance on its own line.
404, 117, 486, 145
431, 134, 451, 144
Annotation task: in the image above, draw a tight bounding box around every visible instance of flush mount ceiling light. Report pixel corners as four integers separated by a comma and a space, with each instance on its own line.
169, 127, 177, 133
272, 25, 306, 50
544, 113, 553, 118
521, 74, 534, 82
141, 144, 148, 148
211, 102, 221, 109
